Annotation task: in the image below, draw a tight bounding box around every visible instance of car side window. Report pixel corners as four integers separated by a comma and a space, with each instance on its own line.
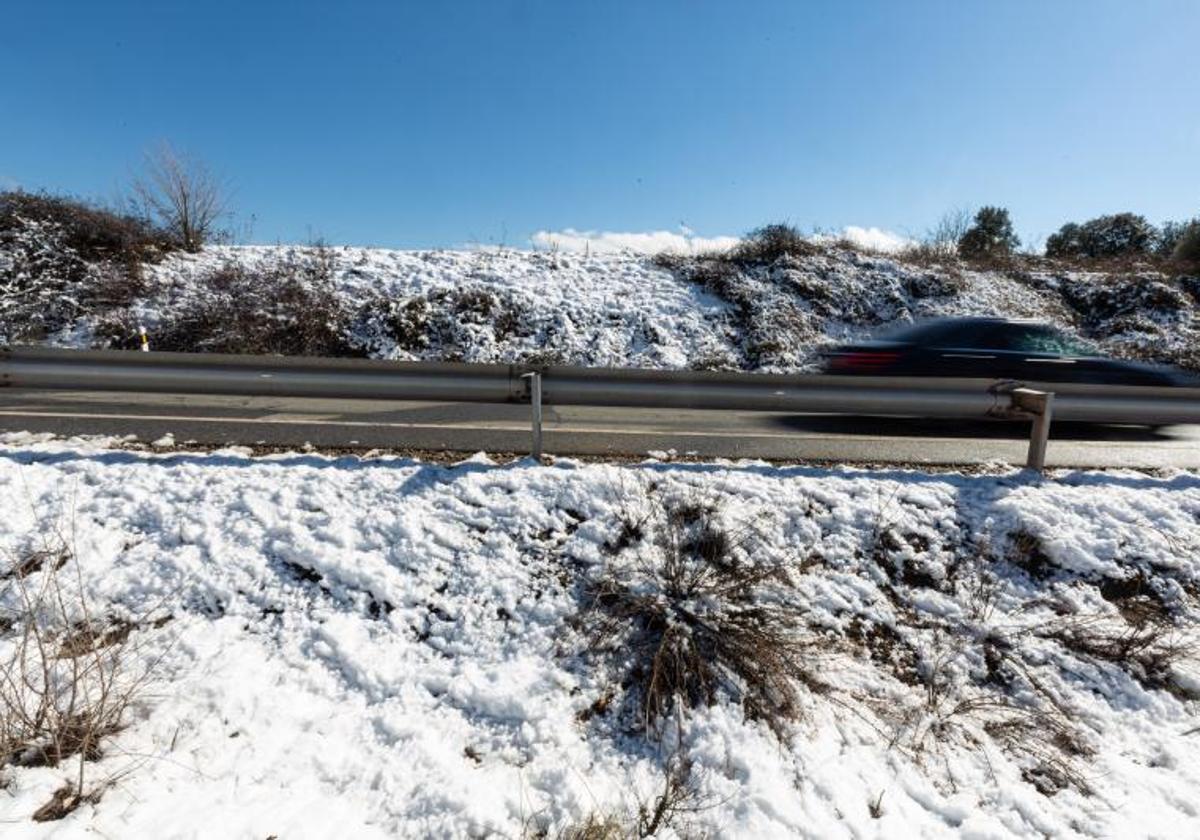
1006, 327, 1088, 355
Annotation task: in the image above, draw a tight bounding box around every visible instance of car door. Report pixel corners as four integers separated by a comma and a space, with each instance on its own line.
924, 323, 1005, 378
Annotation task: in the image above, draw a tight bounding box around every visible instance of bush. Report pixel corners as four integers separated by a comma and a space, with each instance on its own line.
351, 285, 529, 360
148, 246, 358, 356
1045, 212, 1156, 259
958, 206, 1019, 260
0, 192, 171, 342
1170, 221, 1200, 271
0, 191, 173, 267
1155, 219, 1191, 257
729, 223, 816, 264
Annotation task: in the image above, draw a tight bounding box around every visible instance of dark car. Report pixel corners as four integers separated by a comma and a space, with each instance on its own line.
820, 317, 1195, 386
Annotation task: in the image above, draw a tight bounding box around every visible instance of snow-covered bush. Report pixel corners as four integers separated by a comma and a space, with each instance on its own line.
350, 285, 532, 361
142, 246, 357, 356
0, 192, 170, 343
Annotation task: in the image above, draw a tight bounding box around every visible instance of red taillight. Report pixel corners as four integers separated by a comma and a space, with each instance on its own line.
828, 351, 900, 371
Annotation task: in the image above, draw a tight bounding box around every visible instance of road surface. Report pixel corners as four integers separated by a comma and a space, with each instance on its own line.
0, 388, 1197, 468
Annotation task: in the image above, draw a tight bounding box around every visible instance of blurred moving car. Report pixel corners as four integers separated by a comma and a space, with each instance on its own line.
820, 317, 1196, 386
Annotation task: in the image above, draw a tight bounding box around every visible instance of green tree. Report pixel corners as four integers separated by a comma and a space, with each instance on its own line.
958, 206, 1019, 260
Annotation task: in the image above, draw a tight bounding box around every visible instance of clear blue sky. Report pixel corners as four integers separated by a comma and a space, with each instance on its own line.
2, 0, 1197, 249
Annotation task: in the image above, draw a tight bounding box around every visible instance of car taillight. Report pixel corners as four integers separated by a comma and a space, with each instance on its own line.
828, 351, 900, 371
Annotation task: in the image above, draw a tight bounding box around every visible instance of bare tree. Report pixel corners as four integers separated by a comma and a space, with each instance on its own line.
924, 207, 972, 256
131, 143, 227, 252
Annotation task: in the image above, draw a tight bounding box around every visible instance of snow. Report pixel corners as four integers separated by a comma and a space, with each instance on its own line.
0, 434, 1197, 837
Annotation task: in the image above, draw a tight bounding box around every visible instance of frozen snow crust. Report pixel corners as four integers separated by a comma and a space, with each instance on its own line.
1, 435, 1198, 838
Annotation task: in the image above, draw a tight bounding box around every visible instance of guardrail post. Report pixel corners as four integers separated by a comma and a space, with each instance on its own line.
1010, 388, 1054, 470
522, 372, 543, 461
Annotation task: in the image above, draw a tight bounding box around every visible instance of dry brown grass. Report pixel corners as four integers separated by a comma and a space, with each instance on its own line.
534, 751, 714, 839
1046, 614, 1198, 699
580, 494, 815, 739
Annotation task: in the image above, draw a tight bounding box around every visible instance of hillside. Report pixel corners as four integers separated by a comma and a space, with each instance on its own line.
2, 202, 1198, 372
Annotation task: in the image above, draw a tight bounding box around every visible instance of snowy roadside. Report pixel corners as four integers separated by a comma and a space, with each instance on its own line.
0, 433, 1198, 838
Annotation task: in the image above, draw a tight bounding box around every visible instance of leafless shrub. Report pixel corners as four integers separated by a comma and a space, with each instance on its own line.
0, 532, 167, 821
146, 244, 358, 356
861, 600, 1100, 798
130, 143, 227, 252
985, 712, 1094, 796
1, 191, 172, 267
900, 208, 972, 266
579, 492, 814, 739
634, 753, 713, 838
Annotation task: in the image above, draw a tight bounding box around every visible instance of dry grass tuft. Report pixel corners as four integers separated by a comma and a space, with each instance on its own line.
580, 493, 813, 739
558, 813, 627, 840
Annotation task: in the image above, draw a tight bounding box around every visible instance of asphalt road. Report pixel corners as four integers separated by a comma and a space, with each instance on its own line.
0, 388, 1198, 468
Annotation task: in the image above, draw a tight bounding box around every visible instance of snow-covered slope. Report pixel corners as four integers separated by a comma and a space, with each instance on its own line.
4, 208, 1198, 372
1, 435, 1197, 837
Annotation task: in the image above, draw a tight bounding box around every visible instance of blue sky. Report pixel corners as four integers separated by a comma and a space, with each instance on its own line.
2, 0, 1197, 249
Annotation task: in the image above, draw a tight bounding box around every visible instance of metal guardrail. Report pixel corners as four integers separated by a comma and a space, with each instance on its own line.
3, 347, 1200, 468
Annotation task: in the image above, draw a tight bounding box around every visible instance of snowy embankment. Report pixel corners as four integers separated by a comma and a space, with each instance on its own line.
1, 434, 1198, 838
17, 239, 1194, 373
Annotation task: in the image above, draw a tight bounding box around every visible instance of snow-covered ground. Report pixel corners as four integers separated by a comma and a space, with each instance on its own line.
1, 434, 1197, 838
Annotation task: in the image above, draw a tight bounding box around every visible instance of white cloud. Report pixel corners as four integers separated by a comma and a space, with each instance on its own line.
0, 175, 19, 191
816, 226, 913, 254
530, 227, 740, 255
